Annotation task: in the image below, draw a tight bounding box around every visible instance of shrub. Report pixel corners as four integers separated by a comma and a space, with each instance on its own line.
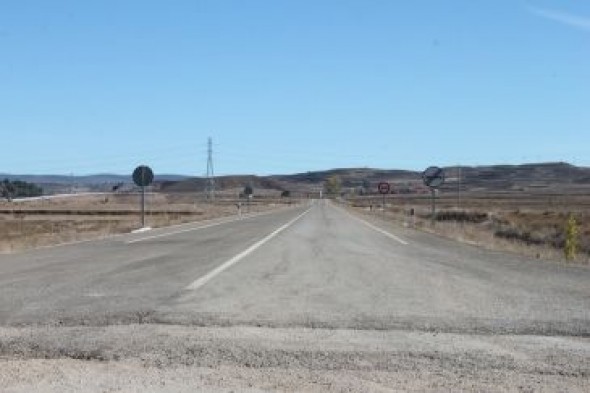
1, 179, 43, 200
564, 214, 579, 261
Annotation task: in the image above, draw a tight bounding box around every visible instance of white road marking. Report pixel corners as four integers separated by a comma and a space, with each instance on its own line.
127, 219, 237, 244
356, 218, 409, 245
332, 203, 408, 245
126, 208, 296, 244
5, 205, 301, 252
185, 207, 312, 291
131, 227, 152, 234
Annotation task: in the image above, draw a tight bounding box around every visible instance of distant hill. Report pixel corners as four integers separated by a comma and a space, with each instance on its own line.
275, 162, 590, 194
439, 162, 590, 193
0, 174, 189, 194
159, 175, 286, 194
0, 174, 188, 184
155, 162, 590, 195
271, 168, 418, 187
2, 162, 589, 196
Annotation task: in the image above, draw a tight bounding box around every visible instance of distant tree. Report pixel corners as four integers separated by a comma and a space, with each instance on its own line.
324, 175, 341, 197
1, 180, 13, 201
112, 182, 124, 192
1, 179, 42, 200
281, 190, 291, 198
564, 214, 579, 262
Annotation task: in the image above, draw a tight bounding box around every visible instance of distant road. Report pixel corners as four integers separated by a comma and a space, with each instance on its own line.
0, 200, 589, 391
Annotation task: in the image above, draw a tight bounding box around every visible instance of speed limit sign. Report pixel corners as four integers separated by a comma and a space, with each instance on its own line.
378, 182, 390, 195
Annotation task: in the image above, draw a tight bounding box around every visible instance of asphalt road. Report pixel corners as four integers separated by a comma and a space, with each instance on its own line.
1, 199, 589, 391
0, 205, 311, 326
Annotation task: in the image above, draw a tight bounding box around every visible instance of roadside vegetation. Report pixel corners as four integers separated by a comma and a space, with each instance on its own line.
324, 175, 342, 197
345, 193, 590, 264
1, 179, 43, 201
0, 192, 295, 253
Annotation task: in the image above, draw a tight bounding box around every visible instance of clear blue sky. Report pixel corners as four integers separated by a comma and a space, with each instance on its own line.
1, 0, 588, 175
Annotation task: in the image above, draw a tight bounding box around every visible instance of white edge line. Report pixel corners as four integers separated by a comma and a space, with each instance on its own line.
331, 203, 408, 245
132, 203, 297, 233
127, 218, 237, 244
357, 218, 409, 245
126, 206, 299, 244
185, 207, 312, 291
2, 205, 303, 254
131, 227, 152, 234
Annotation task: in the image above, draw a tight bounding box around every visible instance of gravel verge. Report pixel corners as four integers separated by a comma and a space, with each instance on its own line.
1, 324, 589, 392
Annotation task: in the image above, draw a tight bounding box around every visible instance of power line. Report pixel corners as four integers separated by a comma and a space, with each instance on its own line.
205, 137, 215, 200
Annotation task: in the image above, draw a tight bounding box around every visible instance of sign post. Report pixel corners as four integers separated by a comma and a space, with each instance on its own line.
431, 188, 436, 224
243, 185, 253, 213
422, 166, 445, 226
132, 165, 154, 228
141, 186, 145, 227
377, 182, 390, 214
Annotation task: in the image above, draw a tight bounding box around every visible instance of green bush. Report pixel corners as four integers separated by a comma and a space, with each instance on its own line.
564, 214, 578, 261
1, 179, 43, 200
324, 175, 341, 197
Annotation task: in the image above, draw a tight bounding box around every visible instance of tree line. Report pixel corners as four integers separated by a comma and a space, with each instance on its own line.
1, 179, 43, 201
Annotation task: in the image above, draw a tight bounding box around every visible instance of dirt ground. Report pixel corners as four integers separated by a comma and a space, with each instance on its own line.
1, 325, 589, 393
0, 193, 294, 253
346, 192, 590, 264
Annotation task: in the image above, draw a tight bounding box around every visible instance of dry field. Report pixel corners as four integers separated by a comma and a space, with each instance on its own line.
346, 191, 590, 264
0, 193, 295, 253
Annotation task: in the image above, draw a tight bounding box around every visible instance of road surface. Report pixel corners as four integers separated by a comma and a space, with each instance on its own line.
1, 200, 589, 392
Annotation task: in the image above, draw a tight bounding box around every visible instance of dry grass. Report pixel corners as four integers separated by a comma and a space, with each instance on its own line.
0, 193, 295, 253
347, 192, 590, 264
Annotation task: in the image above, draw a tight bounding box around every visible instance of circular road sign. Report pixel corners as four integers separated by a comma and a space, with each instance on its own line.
422, 166, 445, 188
377, 182, 391, 195
133, 165, 154, 187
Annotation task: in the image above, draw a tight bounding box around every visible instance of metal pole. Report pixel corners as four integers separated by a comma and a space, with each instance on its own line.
457, 165, 462, 210
206, 137, 215, 201
431, 188, 436, 226
141, 186, 145, 228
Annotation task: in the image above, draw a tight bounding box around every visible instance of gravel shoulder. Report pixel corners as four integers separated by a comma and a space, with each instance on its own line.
1, 324, 589, 392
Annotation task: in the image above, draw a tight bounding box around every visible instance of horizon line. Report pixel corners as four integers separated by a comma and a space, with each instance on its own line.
0, 161, 583, 179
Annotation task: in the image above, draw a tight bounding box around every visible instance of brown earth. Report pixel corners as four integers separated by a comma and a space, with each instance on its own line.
0, 193, 295, 253
345, 191, 590, 264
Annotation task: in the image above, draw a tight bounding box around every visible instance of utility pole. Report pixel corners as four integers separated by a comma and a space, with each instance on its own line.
206, 137, 215, 200
431, 188, 436, 227
457, 164, 462, 210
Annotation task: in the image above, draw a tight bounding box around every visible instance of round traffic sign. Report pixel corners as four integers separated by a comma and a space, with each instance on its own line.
377, 182, 391, 195
422, 166, 445, 188
132, 165, 154, 187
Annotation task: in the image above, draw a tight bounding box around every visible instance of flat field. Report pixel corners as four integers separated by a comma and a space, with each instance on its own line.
0, 193, 294, 253
346, 191, 590, 263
